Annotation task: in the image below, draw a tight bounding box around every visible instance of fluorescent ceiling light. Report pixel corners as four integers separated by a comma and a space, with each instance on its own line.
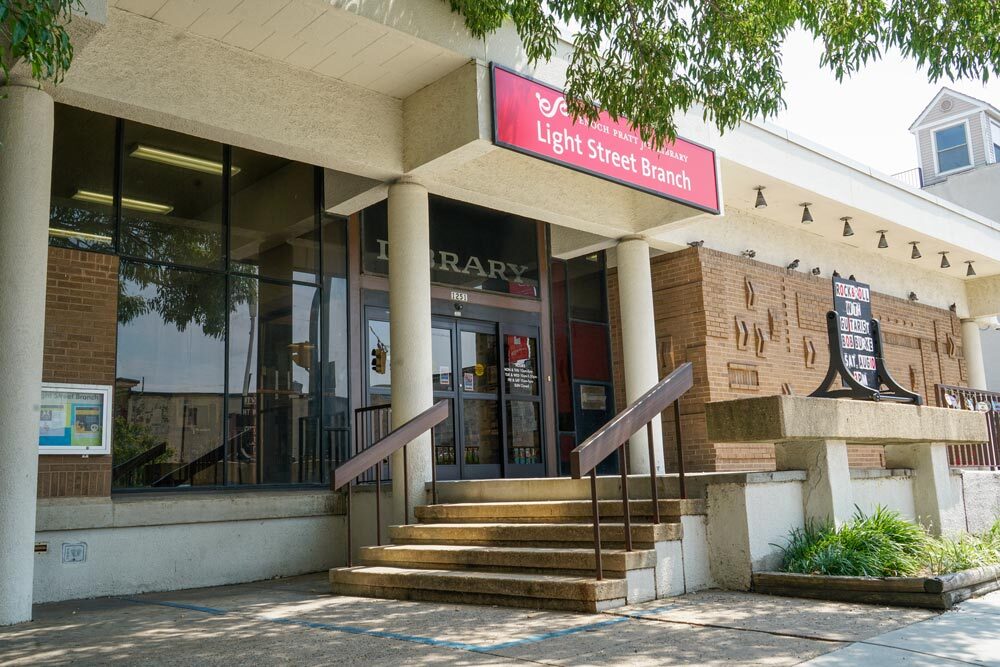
130, 144, 240, 176
72, 189, 174, 215
48, 228, 113, 244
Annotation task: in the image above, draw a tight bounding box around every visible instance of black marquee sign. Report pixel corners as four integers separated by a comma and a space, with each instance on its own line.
810, 276, 922, 403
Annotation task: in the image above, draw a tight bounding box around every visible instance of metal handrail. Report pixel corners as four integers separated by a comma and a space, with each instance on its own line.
935, 383, 1000, 470
333, 400, 449, 566
570, 362, 694, 580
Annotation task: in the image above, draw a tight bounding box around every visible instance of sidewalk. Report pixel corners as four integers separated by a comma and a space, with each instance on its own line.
0, 573, 995, 665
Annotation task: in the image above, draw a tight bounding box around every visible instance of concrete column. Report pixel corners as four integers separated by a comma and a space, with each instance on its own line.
0, 81, 54, 625
961, 319, 988, 390
616, 237, 664, 474
774, 439, 853, 526
884, 443, 962, 536
387, 179, 433, 524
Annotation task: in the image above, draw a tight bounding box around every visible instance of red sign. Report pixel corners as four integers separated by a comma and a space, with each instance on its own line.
492, 65, 720, 214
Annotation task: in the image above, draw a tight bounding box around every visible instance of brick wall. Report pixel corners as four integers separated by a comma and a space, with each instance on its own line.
609, 246, 967, 472
38, 247, 119, 498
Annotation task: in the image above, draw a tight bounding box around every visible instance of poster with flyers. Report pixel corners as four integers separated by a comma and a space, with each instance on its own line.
38, 383, 112, 455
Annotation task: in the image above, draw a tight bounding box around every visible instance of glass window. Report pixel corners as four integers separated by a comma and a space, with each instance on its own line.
935, 124, 971, 173
461, 330, 499, 393
368, 320, 391, 390
462, 399, 500, 465
992, 122, 1000, 163
434, 398, 458, 465
228, 280, 322, 485
503, 334, 538, 395
49, 104, 116, 251
433, 327, 453, 390
362, 196, 541, 296
230, 148, 318, 281
568, 253, 607, 322
113, 262, 225, 489
322, 215, 350, 454
120, 121, 225, 268
507, 401, 541, 465
571, 322, 611, 382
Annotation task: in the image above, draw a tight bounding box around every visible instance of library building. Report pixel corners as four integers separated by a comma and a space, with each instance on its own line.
3, 0, 1000, 623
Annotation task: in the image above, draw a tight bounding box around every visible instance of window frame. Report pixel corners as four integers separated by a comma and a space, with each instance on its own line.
932, 121, 973, 177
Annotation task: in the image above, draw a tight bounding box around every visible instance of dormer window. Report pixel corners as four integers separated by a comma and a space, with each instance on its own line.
934, 123, 971, 174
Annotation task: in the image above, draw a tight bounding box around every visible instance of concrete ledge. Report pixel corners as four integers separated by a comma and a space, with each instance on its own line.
850, 468, 913, 480
706, 395, 987, 444
36, 489, 339, 532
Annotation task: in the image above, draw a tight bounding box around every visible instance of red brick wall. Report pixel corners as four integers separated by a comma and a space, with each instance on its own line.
609, 247, 967, 472
38, 247, 119, 498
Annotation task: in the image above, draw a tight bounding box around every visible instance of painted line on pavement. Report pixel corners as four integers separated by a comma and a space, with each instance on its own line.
120, 596, 630, 652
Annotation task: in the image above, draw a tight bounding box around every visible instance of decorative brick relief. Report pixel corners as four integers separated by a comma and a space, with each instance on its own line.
796, 292, 827, 332
745, 277, 756, 310
735, 318, 750, 350
803, 337, 817, 368
754, 323, 767, 358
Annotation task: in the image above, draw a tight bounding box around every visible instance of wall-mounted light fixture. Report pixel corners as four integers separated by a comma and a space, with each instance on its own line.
966, 261, 977, 277
877, 230, 888, 249
754, 186, 767, 208
800, 203, 813, 224
910, 242, 921, 260
840, 216, 854, 237
939, 251, 951, 269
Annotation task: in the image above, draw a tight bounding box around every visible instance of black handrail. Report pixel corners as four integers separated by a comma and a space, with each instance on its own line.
333, 400, 449, 566
570, 362, 694, 580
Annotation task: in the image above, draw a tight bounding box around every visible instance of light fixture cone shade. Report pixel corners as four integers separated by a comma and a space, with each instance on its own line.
877, 232, 888, 249
755, 189, 767, 208
801, 206, 813, 224
842, 220, 854, 237
940, 254, 951, 269
911, 244, 921, 260
968, 263, 977, 277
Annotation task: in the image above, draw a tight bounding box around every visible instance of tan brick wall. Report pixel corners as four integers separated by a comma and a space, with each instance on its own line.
609, 246, 967, 472
38, 247, 118, 498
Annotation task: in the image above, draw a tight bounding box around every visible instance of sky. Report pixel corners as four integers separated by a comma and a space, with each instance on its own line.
775, 30, 1000, 176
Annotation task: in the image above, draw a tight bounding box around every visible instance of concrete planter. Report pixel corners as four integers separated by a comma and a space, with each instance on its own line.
753, 565, 1000, 609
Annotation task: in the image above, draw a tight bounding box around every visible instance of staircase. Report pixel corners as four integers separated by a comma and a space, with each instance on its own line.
329, 497, 706, 612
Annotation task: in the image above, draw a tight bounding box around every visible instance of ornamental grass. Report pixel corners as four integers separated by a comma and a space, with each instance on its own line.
777, 506, 1000, 578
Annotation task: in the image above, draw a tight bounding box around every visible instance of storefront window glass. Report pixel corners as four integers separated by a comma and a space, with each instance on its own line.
49, 104, 117, 251
120, 121, 225, 269
114, 263, 225, 488
49, 106, 351, 490
228, 280, 321, 485
361, 196, 540, 296
230, 148, 318, 282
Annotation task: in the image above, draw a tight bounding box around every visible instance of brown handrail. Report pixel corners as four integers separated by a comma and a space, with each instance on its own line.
333, 400, 449, 567
569, 362, 694, 580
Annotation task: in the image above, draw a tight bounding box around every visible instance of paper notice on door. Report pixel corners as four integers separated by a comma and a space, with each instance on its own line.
580, 384, 607, 411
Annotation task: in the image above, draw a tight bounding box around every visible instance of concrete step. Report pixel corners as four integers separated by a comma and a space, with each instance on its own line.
358, 543, 654, 577
329, 565, 628, 612
388, 521, 682, 547
415, 499, 705, 524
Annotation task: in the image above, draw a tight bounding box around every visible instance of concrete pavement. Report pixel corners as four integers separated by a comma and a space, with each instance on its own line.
0, 573, 993, 665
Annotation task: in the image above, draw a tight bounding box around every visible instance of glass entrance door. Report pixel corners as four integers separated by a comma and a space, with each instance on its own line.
364, 307, 544, 480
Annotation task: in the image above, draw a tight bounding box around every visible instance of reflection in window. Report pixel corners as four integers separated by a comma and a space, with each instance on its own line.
463, 399, 500, 465
434, 399, 458, 465
230, 148, 317, 281
120, 121, 224, 268
568, 253, 607, 322
228, 280, 321, 484
368, 320, 391, 389
113, 263, 225, 489
49, 104, 116, 250
507, 401, 541, 465
323, 215, 350, 462
935, 124, 971, 173
433, 327, 453, 390
461, 331, 498, 393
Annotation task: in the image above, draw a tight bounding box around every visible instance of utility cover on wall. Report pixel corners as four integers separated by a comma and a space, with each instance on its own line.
62, 542, 87, 564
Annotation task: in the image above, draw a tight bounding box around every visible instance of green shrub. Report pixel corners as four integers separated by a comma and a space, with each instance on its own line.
778, 510, 1000, 578
779, 506, 929, 577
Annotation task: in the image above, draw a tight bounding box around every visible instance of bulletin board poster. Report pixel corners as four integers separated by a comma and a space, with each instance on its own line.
38, 383, 112, 455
